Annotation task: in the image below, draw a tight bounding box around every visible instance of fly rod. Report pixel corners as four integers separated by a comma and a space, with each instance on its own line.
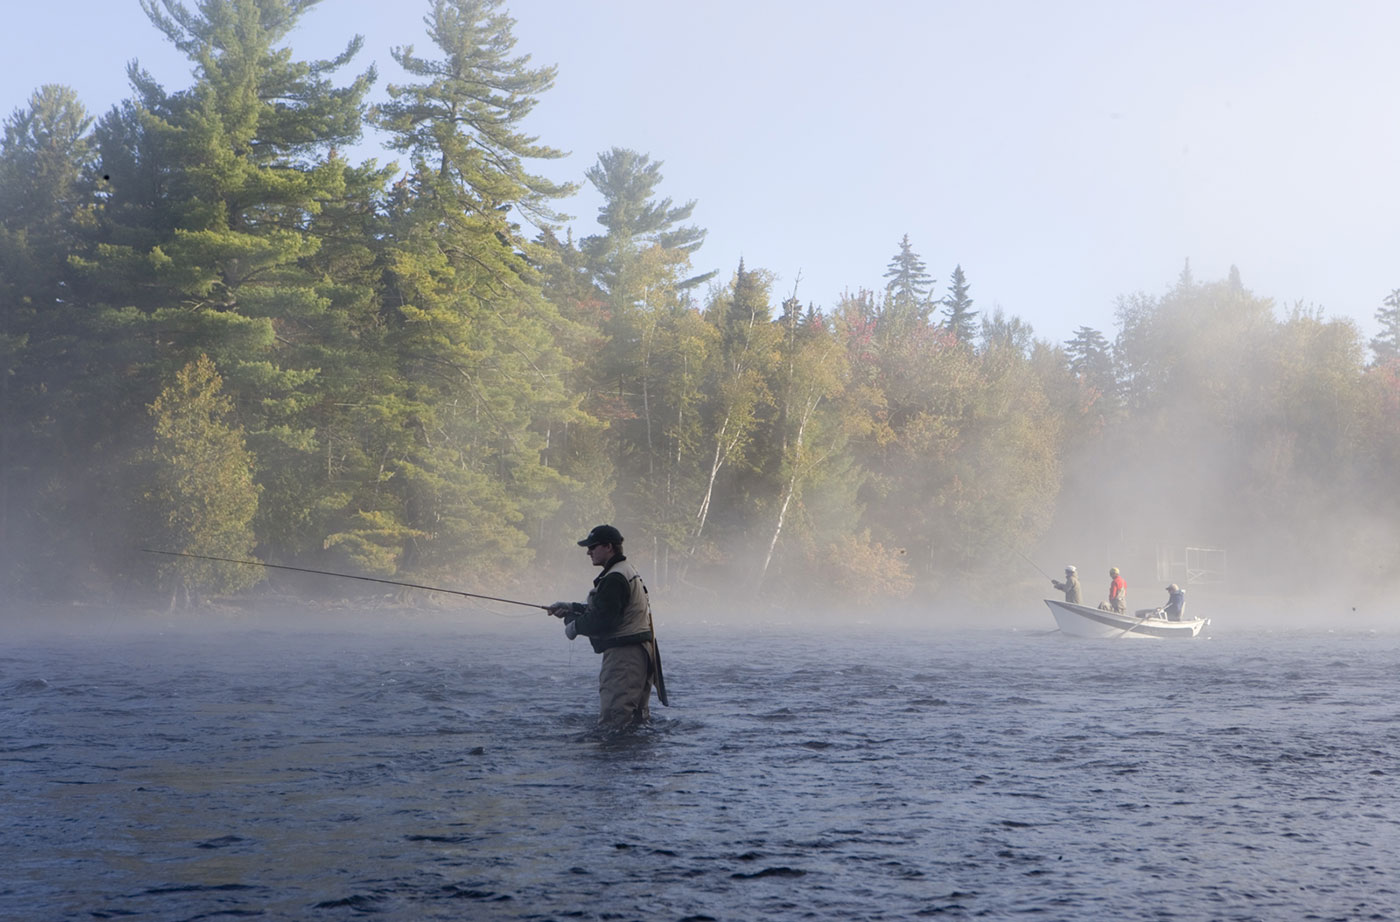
1016, 550, 1053, 581
141, 549, 549, 610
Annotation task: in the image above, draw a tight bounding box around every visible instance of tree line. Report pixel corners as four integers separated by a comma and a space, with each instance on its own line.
3, 0, 1398, 611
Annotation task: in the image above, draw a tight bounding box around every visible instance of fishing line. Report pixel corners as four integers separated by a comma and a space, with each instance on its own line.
1015, 550, 1054, 581
461, 602, 533, 621
141, 549, 550, 610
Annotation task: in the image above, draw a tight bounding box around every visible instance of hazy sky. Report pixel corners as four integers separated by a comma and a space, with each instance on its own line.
5, 0, 1397, 344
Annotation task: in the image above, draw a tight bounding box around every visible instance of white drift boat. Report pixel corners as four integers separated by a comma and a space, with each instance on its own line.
1044, 599, 1208, 639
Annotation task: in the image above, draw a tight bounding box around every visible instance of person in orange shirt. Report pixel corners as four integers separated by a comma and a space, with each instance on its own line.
1097, 567, 1126, 613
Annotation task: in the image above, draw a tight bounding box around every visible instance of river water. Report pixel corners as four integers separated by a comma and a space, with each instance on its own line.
2, 609, 1398, 921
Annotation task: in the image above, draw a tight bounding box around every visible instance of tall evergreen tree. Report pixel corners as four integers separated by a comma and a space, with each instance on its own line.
572, 146, 717, 556
372, 0, 586, 582
100, 0, 375, 323
581, 147, 711, 296
0, 85, 98, 593
1175, 258, 1195, 293
377, 0, 574, 223
0, 84, 95, 282
1063, 325, 1117, 407
0, 83, 96, 377
881, 233, 933, 331
531, 227, 616, 546
271, 153, 402, 562
74, 0, 379, 570
940, 263, 977, 344
1370, 289, 1400, 364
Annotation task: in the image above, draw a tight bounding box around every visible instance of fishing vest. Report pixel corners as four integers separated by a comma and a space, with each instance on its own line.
587, 557, 652, 649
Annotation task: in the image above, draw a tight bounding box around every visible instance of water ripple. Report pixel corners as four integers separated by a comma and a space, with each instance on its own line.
1, 622, 1397, 920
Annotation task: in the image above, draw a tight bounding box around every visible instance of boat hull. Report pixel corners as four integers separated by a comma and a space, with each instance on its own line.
1044, 599, 1205, 639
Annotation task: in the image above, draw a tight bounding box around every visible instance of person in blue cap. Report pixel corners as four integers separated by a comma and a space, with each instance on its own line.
548, 525, 667, 727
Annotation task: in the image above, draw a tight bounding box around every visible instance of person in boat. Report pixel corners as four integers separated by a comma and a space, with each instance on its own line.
1135, 583, 1187, 621
1162, 583, 1186, 621
547, 525, 662, 729
1051, 565, 1081, 603
1098, 567, 1127, 613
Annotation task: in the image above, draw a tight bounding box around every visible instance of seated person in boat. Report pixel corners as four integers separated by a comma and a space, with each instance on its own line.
1134, 583, 1188, 621
1051, 565, 1081, 603
1162, 583, 1186, 621
1097, 567, 1126, 613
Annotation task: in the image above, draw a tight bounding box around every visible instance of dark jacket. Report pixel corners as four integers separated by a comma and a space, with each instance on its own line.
1163, 587, 1186, 620
565, 554, 653, 654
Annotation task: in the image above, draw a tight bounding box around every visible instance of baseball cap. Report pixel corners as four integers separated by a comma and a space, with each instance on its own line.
578, 524, 624, 548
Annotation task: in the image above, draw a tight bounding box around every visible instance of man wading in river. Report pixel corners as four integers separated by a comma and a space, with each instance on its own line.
548, 525, 667, 728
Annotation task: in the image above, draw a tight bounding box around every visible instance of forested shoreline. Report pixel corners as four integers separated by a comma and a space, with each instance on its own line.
3, 0, 1398, 613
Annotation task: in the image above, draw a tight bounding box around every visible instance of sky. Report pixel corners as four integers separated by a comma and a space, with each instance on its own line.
4, 0, 1398, 345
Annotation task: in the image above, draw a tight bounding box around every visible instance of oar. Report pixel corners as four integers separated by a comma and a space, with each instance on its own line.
1115, 608, 1161, 638
141, 549, 550, 610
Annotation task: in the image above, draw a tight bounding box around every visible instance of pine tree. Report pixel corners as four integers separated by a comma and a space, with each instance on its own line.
74, 0, 379, 568
570, 147, 719, 554
0, 83, 97, 418
581, 147, 711, 292
881, 234, 934, 331
0, 84, 95, 284
532, 229, 615, 542
371, 0, 586, 582
1175, 258, 1195, 292
940, 263, 977, 344
376, 0, 574, 223
1371, 289, 1400, 364
268, 154, 404, 562
1063, 325, 1116, 406
0, 85, 99, 593
95, 0, 374, 323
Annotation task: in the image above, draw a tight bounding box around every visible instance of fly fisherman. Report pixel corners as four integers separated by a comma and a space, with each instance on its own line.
548, 525, 667, 728
1051, 565, 1081, 603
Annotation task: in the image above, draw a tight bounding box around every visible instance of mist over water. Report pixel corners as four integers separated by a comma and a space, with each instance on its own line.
3, 609, 1398, 921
